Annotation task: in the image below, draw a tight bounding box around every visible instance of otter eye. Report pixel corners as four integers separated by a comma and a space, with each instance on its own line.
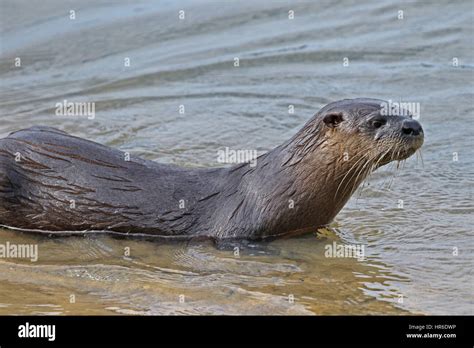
371, 118, 386, 129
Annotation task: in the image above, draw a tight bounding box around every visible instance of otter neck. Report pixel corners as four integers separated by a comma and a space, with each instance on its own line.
236, 130, 373, 238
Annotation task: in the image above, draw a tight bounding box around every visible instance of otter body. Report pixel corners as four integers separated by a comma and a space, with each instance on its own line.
0, 99, 423, 240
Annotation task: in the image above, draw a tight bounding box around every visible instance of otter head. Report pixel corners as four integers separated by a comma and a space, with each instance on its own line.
224, 98, 424, 238
320, 98, 424, 169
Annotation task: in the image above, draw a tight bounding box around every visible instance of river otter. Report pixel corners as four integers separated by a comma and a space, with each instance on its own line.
0, 98, 423, 240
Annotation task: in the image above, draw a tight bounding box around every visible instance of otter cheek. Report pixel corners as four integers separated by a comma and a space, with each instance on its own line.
374, 129, 388, 141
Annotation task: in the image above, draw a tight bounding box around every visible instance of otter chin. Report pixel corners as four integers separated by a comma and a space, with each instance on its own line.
0, 98, 423, 240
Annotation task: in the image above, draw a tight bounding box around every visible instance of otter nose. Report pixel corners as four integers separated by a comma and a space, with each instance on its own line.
401, 119, 423, 136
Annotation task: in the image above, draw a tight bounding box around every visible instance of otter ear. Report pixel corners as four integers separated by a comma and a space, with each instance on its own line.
323, 112, 344, 128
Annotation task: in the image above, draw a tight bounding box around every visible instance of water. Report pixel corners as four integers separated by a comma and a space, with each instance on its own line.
0, 0, 472, 315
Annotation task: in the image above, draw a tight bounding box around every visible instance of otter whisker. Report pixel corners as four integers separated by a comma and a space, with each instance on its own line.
334, 150, 373, 199
349, 154, 378, 194
385, 141, 405, 190
338, 149, 376, 194
333, 148, 373, 181
418, 149, 425, 168
341, 149, 382, 199
371, 144, 396, 191
354, 154, 383, 197
386, 162, 399, 191
385, 144, 400, 190
353, 159, 379, 203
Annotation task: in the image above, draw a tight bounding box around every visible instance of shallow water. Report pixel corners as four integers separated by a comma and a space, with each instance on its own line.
0, 0, 472, 315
